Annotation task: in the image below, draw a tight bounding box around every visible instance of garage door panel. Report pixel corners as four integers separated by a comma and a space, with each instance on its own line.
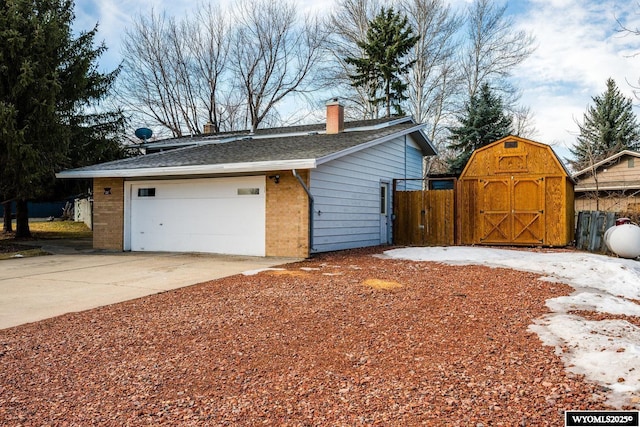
129, 177, 265, 256
135, 231, 262, 254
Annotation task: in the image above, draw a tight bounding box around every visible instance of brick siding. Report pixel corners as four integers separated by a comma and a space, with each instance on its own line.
92, 177, 124, 250
265, 170, 310, 257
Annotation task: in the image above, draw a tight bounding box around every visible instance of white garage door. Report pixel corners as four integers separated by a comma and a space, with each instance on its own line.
128, 176, 265, 256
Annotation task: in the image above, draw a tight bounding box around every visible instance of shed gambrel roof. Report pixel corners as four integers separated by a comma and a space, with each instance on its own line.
57, 117, 435, 178
459, 135, 574, 181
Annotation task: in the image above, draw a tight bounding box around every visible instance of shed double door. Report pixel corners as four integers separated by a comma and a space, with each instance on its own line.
478, 177, 545, 245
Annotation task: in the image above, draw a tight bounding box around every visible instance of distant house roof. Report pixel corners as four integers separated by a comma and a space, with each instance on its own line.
57, 117, 436, 179
572, 150, 640, 192
572, 150, 640, 179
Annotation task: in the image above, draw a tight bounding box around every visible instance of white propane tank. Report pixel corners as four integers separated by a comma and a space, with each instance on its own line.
604, 223, 640, 259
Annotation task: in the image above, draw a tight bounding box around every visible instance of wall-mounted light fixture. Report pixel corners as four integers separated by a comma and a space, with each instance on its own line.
103, 187, 112, 195
268, 174, 280, 184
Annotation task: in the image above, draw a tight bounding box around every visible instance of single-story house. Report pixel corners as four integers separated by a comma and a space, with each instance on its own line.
573, 150, 640, 213
57, 101, 436, 258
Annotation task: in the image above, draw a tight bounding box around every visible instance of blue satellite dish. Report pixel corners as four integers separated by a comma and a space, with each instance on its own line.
135, 127, 153, 141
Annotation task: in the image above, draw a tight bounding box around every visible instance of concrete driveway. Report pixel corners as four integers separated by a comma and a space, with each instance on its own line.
0, 239, 299, 329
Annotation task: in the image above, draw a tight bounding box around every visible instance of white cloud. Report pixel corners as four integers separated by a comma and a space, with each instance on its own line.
297, 0, 338, 16
511, 0, 640, 152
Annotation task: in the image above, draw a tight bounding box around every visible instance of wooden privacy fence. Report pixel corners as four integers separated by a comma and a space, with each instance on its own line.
393, 181, 455, 246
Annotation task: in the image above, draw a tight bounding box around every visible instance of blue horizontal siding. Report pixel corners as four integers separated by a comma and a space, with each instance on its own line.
314, 234, 381, 246
406, 146, 424, 184
310, 134, 425, 253
313, 225, 380, 234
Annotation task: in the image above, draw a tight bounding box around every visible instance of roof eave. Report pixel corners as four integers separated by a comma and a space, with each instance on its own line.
56, 159, 317, 179
316, 124, 436, 166
410, 126, 438, 156
576, 185, 640, 192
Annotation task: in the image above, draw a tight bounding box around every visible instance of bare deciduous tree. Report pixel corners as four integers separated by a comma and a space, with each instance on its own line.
230, 0, 327, 132
119, 6, 245, 137
401, 0, 461, 125
461, 0, 535, 99
511, 104, 537, 138
119, 11, 197, 137
399, 0, 462, 174
573, 132, 604, 210
189, 4, 235, 133
117, 0, 538, 144
617, 5, 640, 102
454, 0, 537, 140
118, 1, 325, 137
324, 0, 382, 119
167, 18, 203, 135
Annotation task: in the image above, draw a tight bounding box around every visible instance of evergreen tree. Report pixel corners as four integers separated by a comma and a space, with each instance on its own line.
0, 0, 126, 237
345, 7, 419, 118
570, 78, 640, 171
447, 83, 512, 174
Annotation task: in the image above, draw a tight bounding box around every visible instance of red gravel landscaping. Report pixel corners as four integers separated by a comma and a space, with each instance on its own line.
0, 247, 613, 426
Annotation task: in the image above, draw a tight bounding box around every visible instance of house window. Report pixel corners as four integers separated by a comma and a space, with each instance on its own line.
504, 141, 518, 149
238, 188, 260, 195
629, 158, 635, 168
137, 188, 156, 197
380, 185, 387, 215
429, 179, 455, 190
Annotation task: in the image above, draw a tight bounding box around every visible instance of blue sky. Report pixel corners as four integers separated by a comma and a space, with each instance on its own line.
74, 0, 640, 160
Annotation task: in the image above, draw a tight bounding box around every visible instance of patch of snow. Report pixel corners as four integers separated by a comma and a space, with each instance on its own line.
546, 292, 640, 316
242, 267, 286, 276
381, 246, 640, 408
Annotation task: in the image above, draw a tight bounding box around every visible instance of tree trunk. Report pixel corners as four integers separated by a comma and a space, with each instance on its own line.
385, 80, 391, 118
15, 199, 31, 238
2, 201, 12, 233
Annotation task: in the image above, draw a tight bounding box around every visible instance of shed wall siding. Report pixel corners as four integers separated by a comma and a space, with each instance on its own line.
310, 135, 422, 253
458, 136, 574, 246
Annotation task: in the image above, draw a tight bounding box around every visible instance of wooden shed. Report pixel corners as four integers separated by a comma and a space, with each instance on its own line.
457, 135, 574, 246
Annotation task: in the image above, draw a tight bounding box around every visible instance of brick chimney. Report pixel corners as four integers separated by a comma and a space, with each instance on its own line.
203, 122, 215, 134
326, 99, 344, 134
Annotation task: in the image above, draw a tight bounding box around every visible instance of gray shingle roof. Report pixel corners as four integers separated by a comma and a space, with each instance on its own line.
139, 116, 404, 150
58, 118, 434, 178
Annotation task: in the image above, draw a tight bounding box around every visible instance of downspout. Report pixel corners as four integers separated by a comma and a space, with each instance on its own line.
292, 169, 314, 254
